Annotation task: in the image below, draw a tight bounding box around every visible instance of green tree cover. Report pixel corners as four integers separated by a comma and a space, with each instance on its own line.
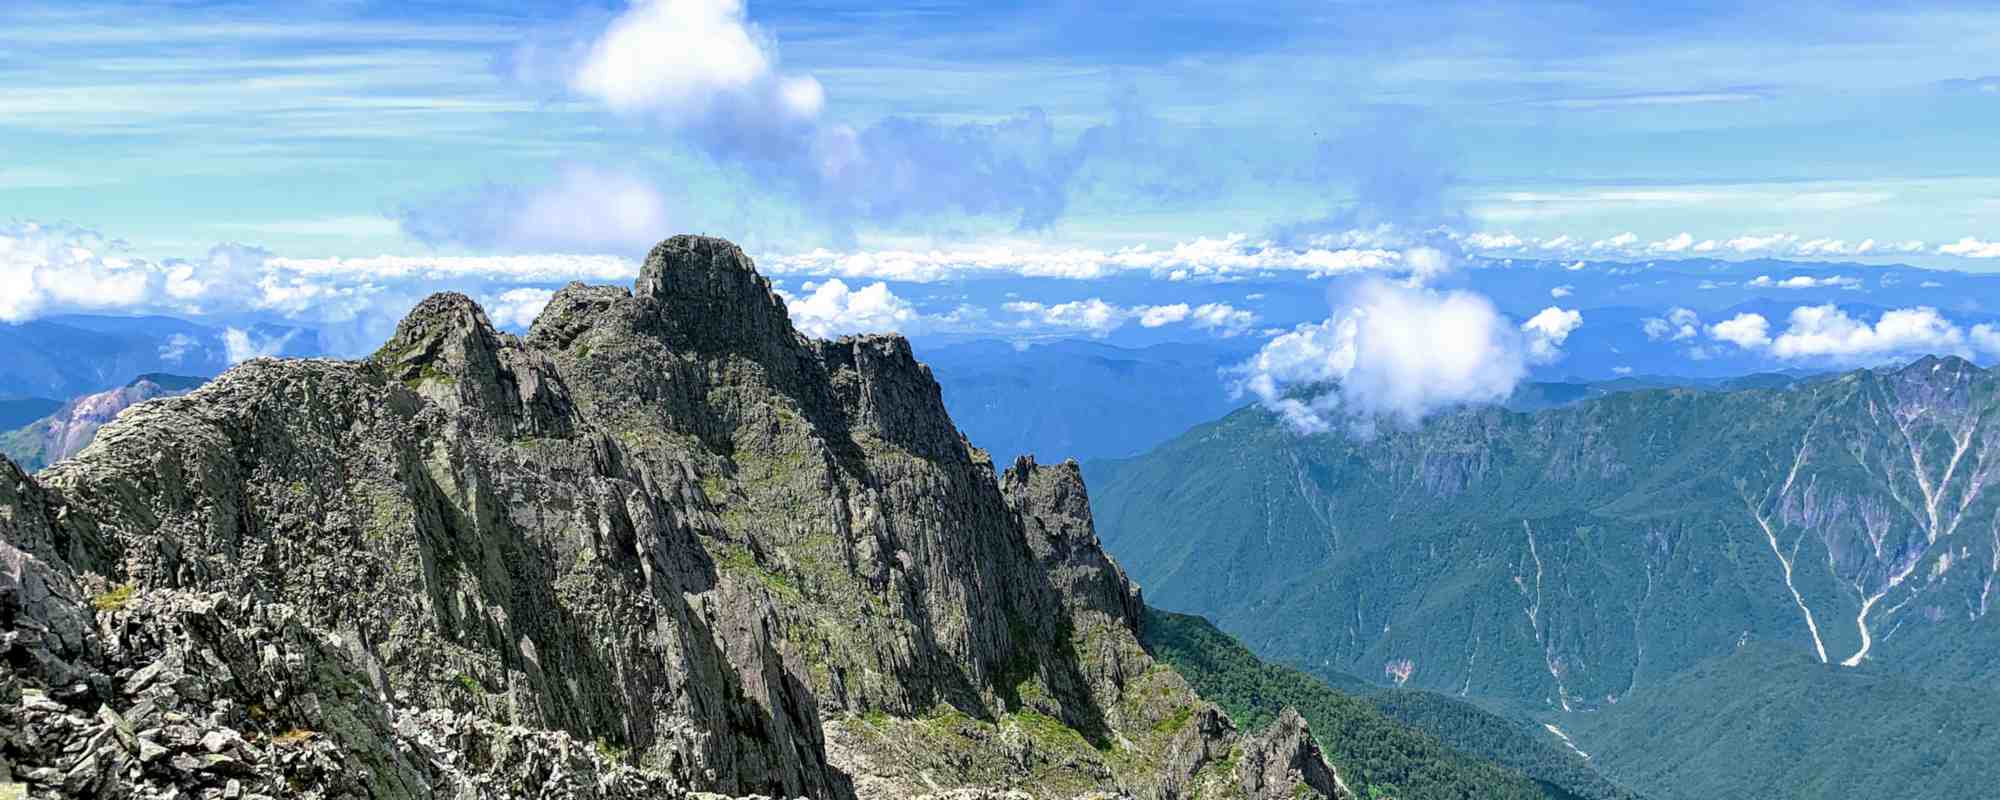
1564, 643, 2000, 800
1097, 357, 2000, 799
1141, 608, 1640, 800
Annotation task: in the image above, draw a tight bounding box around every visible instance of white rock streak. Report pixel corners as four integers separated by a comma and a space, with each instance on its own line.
1747, 422, 1830, 664
1844, 393, 1990, 666
1517, 521, 1573, 710
1543, 724, 1591, 761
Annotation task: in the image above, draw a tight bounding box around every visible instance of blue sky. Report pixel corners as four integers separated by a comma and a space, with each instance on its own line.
7, 0, 2000, 255
8, 0, 2000, 415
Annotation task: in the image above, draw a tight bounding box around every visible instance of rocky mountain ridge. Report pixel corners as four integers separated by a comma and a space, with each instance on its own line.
1, 236, 1349, 799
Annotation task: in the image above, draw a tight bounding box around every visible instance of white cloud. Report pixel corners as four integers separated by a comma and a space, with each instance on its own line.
1643, 307, 1701, 341
1591, 232, 1639, 251
1549, 285, 1573, 298
1709, 313, 1773, 349
1001, 298, 1258, 338
1231, 279, 1532, 435
483, 287, 557, 330
399, 165, 675, 254
1972, 324, 2000, 355
1138, 303, 1190, 328
780, 278, 920, 338
157, 333, 201, 363
1464, 232, 1524, 250
1748, 274, 1861, 289
1649, 232, 1696, 253
1521, 306, 1583, 364
1709, 305, 1980, 363
0, 222, 158, 322
268, 252, 637, 282
1455, 228, 1962, 262
567, 0, 822, 124
763, 234, 1403, 283
1187, 302, 1258, 335
1725, 233, 1797, 254
1940, 238, 2000, 258
1768, 305, 1963, 361
223, 327, 299, 364
1, 220, 649, 326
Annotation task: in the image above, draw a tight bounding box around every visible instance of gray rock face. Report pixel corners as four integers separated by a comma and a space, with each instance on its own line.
1235, 710, 1350, 800
0, 235, 1336, 799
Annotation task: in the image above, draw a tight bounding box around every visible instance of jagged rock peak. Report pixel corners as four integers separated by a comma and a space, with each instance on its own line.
1237, 708, 1352, 800
1891, 353, 1982, 379
635, 234, 799, 349
1004, 455, 1092, 523
371, 292, 501, 369
371, 290, 575, 436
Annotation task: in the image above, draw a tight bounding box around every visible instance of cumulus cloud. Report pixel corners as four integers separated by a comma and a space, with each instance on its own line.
1591, 232, 1639, 251
1521, 306, 1583, 364
1972, 324, 2000, 354
1229, 279, 1558, 435
1650, 232, 1696, 253
1004, 299, 1127, 337
223, 327, 300, 364
1709, 305, 1987, 363
506, 3, 1232, 235
1000, 298, 1258, 338
1550, 285, 1573, 299
0, 220, 656, 336
567, 0, 821, 125
1940, 238, 2000, 258
1644, 307, 1702, 341
1748, 274, 1861, 289
1768, 305, 1963, 361
1708, 313, 1773, 349
482, 288, 558, 330
1187, 303, 1258, 334
0, 222, 157, 322
1138, 304, 1192, 328
779, 278, 921, 338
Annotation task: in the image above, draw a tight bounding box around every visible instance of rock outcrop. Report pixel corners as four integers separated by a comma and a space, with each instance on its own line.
0, 235, 1338, 799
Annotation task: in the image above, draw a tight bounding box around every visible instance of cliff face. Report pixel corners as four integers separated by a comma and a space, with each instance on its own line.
0, 235, 1343, 800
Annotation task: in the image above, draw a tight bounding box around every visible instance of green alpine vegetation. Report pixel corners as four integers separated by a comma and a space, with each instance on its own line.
1142, 608, 1642, 800
1092, 356, 2000, 800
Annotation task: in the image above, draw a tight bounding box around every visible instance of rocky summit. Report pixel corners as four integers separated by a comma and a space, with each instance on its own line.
0, 235, 1346, 800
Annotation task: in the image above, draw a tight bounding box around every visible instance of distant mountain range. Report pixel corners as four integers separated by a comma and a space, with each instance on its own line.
0, 314, 316, 401
0, 373, 206, 471
919, 336, 1823, 466
1089, 355, 2000, 800
920, 338, 1263, 464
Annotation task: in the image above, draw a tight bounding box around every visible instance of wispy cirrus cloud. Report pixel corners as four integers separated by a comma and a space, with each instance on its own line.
1461, 228, 1939, 260
1521, 89, 1767, 109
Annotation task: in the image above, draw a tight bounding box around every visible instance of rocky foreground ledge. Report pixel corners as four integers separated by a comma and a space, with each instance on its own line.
0, 236, 1345, 799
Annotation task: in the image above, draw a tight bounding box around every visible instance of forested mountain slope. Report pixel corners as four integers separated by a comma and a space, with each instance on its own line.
1092, 356, 2000, 799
